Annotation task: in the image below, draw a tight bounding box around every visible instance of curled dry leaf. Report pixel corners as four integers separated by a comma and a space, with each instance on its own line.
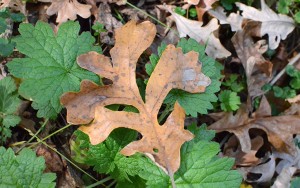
224, 135, 263, 166
166, 5, 231, 59
236, 0, 295, 49
209, 96, 300, 155
239, 153, 276, 183
46, 0, 92, 24
232, 24, 272, 101
61, 21, 211, 174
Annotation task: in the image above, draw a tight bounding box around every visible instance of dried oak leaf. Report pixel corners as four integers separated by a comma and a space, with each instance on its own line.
209, 96, 300, 155
232, 24, 272, 101
166, 5, 231, 59
61, 21, 211, 174
46, 0, 92, 24
236, 0, 295, 50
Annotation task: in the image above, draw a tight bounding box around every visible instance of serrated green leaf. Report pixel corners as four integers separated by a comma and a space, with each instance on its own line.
0, 77, 21, 144
218, 90, 241, 112
164, 38, 222, 116
139, 125, 242, 187
72, 128, 141, 182
7, 21, 101, 119
0, 147, 56, 188
145, 42, 167, 76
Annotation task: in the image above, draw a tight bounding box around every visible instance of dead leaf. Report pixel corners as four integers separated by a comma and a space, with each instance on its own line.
166, 5, 231, 59
95, 2, 123, 45
224, 135, 263, 166
232, 25, 272, 101
36, 144, 63, 173
209, 96, 300, 155
61, 21, 211, 175
0, 0, 26, 14
96, 0, 126, 5
209, 6, 243, 31
271, 167, 297, 188
239, 153, 276, 183
287, 94, 300, 104
236, 0, 295, 49
46, 0, 92, 24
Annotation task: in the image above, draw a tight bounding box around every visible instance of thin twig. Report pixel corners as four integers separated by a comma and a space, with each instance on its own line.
269, 53, 300, 86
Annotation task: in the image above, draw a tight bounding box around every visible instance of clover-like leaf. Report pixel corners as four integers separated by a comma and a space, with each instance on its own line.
7, 21, 100, 119
61, 21, 211, 177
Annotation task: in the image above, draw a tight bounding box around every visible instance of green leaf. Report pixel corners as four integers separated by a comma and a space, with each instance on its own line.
277, 0, 292, 14
139, 125, 242, 187
286, 65, 299, 77
174, 7, 186, 16
290, 77, 300, 89
0, 17, 7, 34
220, 0, 238, 10
10, 13, 25, 22
71, 128, 141, 182
0, 77, 21, 144
164, 38, 222, 116
291, 177, 300, 188
222, 74, 244, 92
7, 21, 101, 119
294, 12, 300, 23
218, 90, 241, 112
189, 8, 197, 18
0, 38, 15, 57
0, 147, 56, 188
145, 42, 167, 76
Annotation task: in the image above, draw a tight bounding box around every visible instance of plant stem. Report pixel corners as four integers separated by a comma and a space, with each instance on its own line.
86, 176, 113, 188
28, 123, 72, 149
25, 128, 100, 183
269, 53, 300, 86
158, 104, 173, 124
16, 119, 49, 154
126, 2, 170, 29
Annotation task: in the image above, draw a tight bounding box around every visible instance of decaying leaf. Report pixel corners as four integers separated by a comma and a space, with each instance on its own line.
239, 153, 276, 183
232, 24, 272, 101
61, 21, 211, 175
224, 135, 263, 166
0, 0, 26, 14
236, 0, 295, 49
46, 0, 92, 24
166, 6, 231, 59
209, 6, 243, 31
209, 96, 300, 155
96, 0, 127, 5
271, 167, 297, 188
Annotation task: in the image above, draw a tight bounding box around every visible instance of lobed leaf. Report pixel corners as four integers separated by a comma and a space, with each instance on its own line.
0, 77, 21, 144
0, 147, 56, 187
61, 21, 211, 175
7, 21, 100, 119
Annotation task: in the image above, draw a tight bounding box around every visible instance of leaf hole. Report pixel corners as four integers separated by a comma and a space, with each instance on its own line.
105, 104, 139, 113
153, 148, 159, 153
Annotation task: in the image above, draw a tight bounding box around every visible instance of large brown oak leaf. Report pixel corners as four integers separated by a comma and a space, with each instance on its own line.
60, 21, 211, 175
